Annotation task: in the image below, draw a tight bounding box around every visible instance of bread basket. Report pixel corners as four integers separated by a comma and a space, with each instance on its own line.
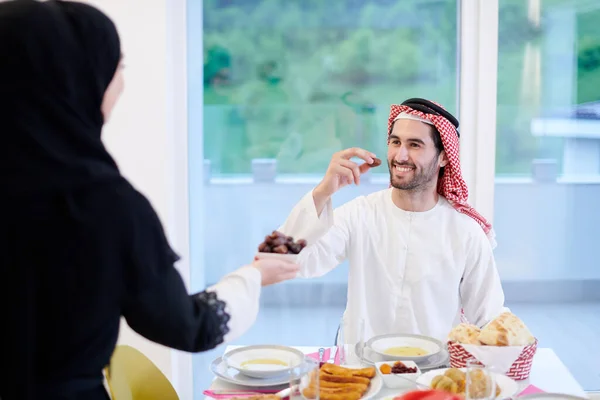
448, 312, 537, 380
447, 339, 538, 380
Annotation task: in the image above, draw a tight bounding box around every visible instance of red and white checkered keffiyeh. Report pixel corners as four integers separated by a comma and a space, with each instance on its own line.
387, 102, 496, 248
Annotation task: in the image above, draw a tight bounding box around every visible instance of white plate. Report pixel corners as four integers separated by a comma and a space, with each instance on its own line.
361, 344, 449, 371
287, 364, 383, 400
417, 367, 519, 399
519, 394, 588, 400
381, 393, 590, 400
210, 358, 383, 398
379, 395, 427, 400
336, 364, 383, 400
366, 334, 443, 362
210, 356, 291, 388
223, 345, 305, 379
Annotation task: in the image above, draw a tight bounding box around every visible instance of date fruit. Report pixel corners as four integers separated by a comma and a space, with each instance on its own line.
258, 230, 307, 255
369, 157, 382, 167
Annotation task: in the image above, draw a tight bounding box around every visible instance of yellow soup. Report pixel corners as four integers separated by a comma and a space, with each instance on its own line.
384, 346, 429, 357
241, 358, 288, 368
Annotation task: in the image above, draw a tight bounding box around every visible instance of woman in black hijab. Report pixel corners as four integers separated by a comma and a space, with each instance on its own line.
0, 2, 299, 399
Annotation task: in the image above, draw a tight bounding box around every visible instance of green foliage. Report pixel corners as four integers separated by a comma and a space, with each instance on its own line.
576, 7, 600, 103
200, 0, 599, 176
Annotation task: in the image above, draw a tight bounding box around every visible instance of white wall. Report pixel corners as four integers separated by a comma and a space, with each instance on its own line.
78, 0, 192, 398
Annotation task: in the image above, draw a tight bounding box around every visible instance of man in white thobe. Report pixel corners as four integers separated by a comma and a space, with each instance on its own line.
278, 98, 506, 344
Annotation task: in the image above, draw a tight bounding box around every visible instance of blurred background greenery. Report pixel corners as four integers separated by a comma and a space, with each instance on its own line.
198, 0, 600, 176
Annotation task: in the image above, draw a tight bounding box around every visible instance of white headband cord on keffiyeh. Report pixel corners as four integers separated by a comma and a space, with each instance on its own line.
387, 100, 497, 249
393, 112, 434, 126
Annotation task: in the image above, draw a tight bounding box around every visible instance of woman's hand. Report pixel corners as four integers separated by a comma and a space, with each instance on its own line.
252, 258, 300, 287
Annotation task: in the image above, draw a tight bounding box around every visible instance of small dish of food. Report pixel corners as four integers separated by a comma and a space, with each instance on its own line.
376, 361, 422, 389
255, 230, 307, 262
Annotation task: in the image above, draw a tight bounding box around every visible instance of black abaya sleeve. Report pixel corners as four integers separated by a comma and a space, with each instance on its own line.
121, 190, 230, 353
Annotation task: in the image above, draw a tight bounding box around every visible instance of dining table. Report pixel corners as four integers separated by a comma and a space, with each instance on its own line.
204, 345, 588, 399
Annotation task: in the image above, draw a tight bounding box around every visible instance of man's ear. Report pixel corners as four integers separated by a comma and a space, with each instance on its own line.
439, 150, 449, 168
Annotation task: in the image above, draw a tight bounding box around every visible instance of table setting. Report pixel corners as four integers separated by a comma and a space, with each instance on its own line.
203, 233, 588, 399
202, 312, 589, 400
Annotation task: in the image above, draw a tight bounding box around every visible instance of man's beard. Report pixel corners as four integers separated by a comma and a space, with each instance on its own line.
388, 156, 440, 191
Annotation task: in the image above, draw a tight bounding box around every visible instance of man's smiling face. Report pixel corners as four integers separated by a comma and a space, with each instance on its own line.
387, 118, 447, 191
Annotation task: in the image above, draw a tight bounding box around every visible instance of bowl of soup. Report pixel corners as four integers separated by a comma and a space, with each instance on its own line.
223, 345, 305, 379
366, 334, 443, 362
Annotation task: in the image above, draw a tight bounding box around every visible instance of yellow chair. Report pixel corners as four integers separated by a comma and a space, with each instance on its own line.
104, 345, 179, 400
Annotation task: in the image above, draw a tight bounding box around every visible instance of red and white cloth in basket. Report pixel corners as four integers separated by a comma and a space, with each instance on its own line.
447, 339, 538, 380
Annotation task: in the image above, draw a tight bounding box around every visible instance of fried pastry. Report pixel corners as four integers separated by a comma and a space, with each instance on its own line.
431, 375, 459, 394
303, 388, 362, 400
319, 370, 370, 385
320, 363, 376, 378
319, 380, 368, 392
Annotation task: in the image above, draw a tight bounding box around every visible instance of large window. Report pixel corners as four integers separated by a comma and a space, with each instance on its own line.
494, 0, 600, 391
189, 0, 459, 397
201, 0, 458, 176
184, 0, 600, 397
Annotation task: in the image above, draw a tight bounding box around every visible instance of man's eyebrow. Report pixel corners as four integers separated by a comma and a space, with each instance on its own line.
407, 138, 426, 145
389, 134, 426, 145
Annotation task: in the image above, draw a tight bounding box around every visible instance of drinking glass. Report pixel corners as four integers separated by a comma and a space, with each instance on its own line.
465, 359, 497, 400
335, 317, 365, 365
289, 357, 319, 400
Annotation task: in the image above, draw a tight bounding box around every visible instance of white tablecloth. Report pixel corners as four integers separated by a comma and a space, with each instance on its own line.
205, 345, 587, 399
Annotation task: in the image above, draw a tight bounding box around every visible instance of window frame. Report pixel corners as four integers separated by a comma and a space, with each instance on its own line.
458, 0, 499, 224
168, 0, 501, 397
166, 0, 194, 398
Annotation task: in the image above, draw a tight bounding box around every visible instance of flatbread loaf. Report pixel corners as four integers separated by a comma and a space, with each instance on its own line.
478, 312, 535, 346
448, 323, 482, 345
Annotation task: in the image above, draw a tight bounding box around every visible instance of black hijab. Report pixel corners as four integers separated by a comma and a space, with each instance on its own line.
0, 0, 123, 195
0, 2, 125, 398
